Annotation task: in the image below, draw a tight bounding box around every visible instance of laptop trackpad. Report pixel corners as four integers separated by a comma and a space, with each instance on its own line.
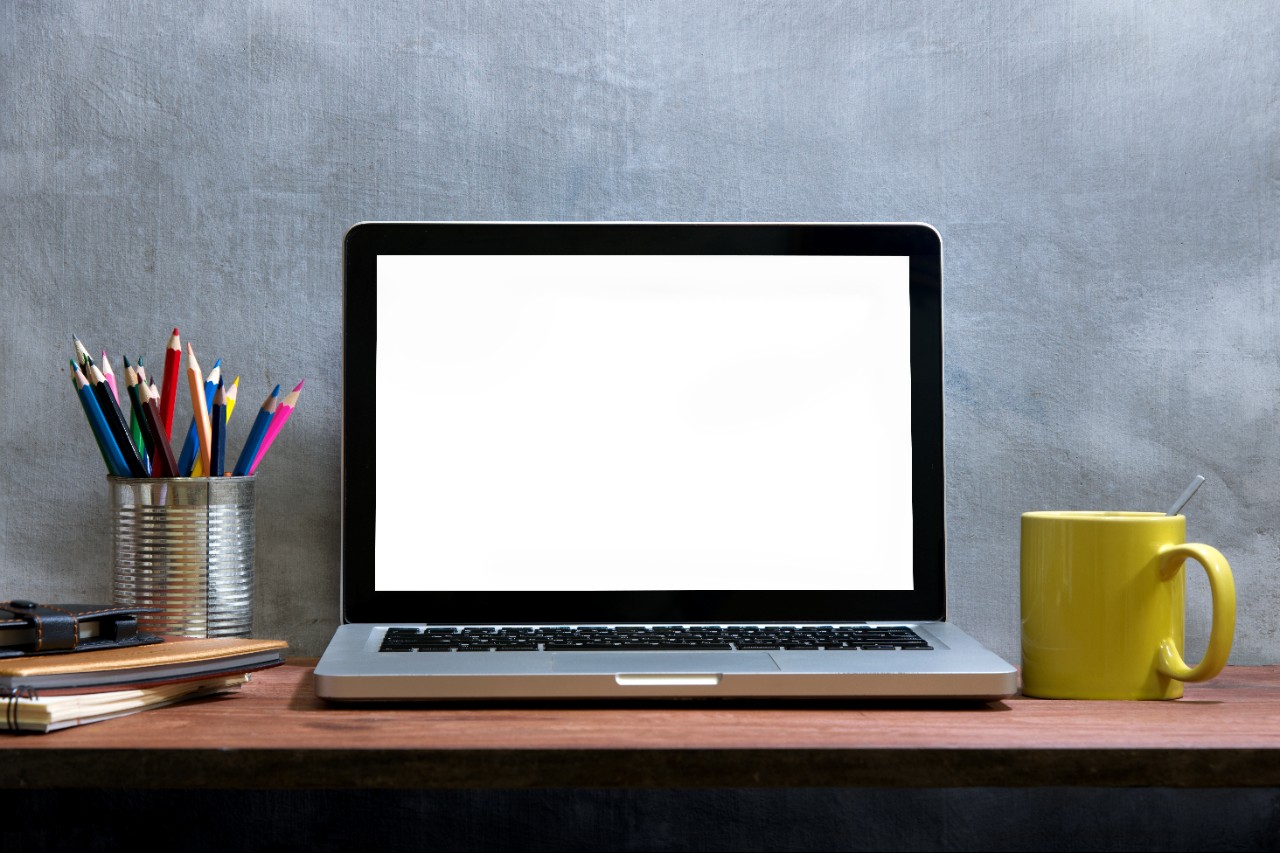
549, 652, 779, 674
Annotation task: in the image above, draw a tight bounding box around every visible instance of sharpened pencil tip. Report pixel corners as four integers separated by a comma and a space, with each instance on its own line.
292, 379, 305, 392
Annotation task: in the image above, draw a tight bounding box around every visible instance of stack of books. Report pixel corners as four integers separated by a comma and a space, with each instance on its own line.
0, 637, 287, 733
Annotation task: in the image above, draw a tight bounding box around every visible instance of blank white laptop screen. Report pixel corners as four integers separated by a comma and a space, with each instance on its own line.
375, 254, 913, 592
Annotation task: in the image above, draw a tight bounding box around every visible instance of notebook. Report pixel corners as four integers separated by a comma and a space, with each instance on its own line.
314, 222, 1017, 701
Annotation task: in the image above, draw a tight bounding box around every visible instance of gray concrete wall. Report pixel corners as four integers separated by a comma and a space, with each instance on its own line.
2, 1, 1275, 663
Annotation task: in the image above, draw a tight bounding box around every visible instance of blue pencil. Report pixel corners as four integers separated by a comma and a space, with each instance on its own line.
71, 361, 130, 477
210, 380, 227, 477
88, 364, 148, 478
232, 385, 279, 476
176, 358, 221, 476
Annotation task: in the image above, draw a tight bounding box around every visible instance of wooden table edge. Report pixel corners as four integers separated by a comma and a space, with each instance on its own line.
0, 746, 1276, 790
3, 661, 1279, 789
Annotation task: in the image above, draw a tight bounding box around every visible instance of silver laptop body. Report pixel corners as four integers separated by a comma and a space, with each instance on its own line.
315, 222, 1016, 701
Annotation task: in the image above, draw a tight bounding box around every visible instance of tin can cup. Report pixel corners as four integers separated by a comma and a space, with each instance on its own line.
109, 476, 255, 638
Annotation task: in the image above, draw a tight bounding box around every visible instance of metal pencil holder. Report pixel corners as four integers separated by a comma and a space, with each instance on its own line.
109, 476, 255, 638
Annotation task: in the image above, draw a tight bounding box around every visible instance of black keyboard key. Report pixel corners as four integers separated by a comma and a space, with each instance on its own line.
378, 625, 932, 653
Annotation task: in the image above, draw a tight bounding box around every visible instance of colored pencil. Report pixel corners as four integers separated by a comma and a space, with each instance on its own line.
191, 364, 227, 477
186, 344, 214, 478
121, 356, 148, 473
123, 364, 156, 471
177, 358, 221, 476
249, 380, 303, 474
219, 377, 241, 475
133, 357, 152, 471
72, 336, 91, 372
89, 364, 148, 478
224, 376, 240, 423
69, 333, 291, 481
71, 360, 130, 477
128, 397, 145, 462
160, 328, 181, 439
232, 385, 280, 476
100, 351, 119, 403
190, 359, 222, 477
138, 381, 179, 478
210, 381, 228, 476
147, 375, 161, 470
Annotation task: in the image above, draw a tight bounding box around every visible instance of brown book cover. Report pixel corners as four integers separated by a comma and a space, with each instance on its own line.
0, 636, 288, 693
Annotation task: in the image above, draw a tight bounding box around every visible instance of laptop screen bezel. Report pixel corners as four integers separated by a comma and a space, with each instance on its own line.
341, 222, 945, 625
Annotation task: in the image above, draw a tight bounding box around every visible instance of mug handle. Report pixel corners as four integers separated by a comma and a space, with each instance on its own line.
1155, 543, 1236, 682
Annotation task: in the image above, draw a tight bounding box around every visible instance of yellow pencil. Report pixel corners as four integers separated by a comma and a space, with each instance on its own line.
186, 343, 213, 477
225, 375, 240, 423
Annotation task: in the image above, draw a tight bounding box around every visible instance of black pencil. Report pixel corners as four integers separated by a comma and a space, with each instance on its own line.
210, 380, 227, 476
124, 365, 156, 468
88, 364, 148, 478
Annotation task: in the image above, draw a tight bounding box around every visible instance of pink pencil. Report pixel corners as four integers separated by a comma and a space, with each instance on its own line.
100, 351, 120, 403
248, 380, 303, 474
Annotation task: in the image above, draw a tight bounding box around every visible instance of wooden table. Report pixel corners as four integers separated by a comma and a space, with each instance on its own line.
5, 659, 1280, 790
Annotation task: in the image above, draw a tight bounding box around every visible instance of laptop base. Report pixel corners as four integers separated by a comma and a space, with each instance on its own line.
315, 622, 1016, 701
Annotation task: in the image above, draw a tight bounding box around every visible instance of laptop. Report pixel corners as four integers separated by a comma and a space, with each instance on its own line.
314, 222, 1017, 701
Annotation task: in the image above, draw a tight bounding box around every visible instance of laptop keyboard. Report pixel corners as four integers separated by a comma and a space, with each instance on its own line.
379, 625, 932, 652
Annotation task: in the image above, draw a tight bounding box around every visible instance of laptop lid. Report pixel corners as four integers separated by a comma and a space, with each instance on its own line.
341, 222, 944, 627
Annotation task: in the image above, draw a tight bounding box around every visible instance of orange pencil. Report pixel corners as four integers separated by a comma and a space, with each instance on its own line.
186, 343, 213, 476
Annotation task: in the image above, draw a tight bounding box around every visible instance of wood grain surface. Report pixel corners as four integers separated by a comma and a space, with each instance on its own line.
3, 661, 1279, 789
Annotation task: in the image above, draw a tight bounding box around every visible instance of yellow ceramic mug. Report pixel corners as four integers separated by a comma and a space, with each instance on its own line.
1020, 511, 1235, 700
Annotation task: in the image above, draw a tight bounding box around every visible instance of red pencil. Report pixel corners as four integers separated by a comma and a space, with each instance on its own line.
160, 328, 181, 440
